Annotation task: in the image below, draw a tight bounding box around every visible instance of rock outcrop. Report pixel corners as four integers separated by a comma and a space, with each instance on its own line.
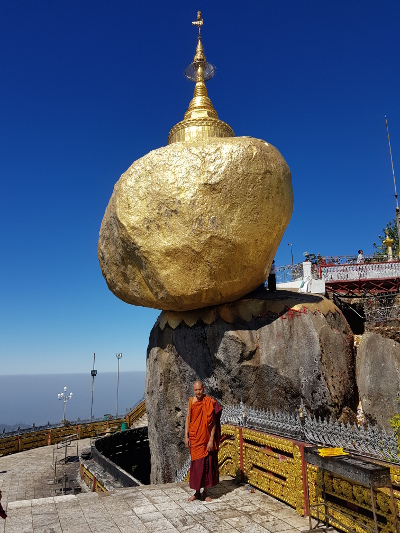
145, 290, 356, 483
356, 331, 400, 428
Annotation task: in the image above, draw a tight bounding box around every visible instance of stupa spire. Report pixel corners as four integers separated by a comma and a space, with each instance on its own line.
168, 11, 234, 144
192, 11, 205, 62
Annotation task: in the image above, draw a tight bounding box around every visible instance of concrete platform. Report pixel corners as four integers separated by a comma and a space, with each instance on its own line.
0, 436, 334, 532
2, 481, 314, 533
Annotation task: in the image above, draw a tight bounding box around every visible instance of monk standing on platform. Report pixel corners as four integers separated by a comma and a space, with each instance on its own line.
185, 380, 222, 502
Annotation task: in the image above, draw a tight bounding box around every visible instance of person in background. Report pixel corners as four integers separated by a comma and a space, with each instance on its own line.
357, 250, 364, 263
268, 260, 276, 292
0, 491, 7, 520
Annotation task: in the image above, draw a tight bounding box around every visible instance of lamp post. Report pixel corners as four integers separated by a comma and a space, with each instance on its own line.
90, 353, 97, 421
116, 353, 122, 418
288, 243, 293, 265
385, 116, 400, 249
58, 386, 73, 425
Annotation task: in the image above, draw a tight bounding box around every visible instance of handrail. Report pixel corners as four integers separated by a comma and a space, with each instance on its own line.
277, 258, 400, 284
0, 400, 146, 457
321, 260, 400, 281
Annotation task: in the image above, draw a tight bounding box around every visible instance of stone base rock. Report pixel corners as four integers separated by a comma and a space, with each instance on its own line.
145, 290, 356, 484
356, 331, 400, 428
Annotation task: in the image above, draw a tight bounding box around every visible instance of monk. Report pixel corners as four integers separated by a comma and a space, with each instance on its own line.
185, 380, 222, 502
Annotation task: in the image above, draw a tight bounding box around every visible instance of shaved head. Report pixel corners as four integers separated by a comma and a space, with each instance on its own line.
193, 380, 205, 401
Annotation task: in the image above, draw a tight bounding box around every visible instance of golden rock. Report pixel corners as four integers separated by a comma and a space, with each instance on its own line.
98, 12, 293, 311
98, 136, 293, 311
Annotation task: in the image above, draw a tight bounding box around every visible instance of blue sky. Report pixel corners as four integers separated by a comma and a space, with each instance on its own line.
1, 1, 399, 375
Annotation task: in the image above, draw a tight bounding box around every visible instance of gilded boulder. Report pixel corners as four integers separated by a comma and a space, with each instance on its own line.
98, 136, 293, 311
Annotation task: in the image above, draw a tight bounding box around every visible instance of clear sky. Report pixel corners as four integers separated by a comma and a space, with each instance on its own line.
1, 1, 399, 375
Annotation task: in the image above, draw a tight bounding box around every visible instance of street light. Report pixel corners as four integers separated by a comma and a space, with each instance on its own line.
386, 116, 400, 247
90, 353, 97, 421
116, 353, 122, 418
288, 243, 293, 265
58, 386, 73, 425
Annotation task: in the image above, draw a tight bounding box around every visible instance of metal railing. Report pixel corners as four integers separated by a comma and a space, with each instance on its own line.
0, 396, 145, 439
126, 395, 146, 426
363, 293, 400, 323
276, 264, 304, 283
276, 257, 400, 285
319, 255, 359, 265
320, 254, 391, 265
321, 260, 400, 282
365, 304, 400, 323
221, 400, 400, 464
1, 415, 121, 439
175, 457, 191, 483
0, 400, 146, 457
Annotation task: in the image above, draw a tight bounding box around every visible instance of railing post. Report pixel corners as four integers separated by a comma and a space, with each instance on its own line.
299, 444, 310, 517
238, 427, 244, 482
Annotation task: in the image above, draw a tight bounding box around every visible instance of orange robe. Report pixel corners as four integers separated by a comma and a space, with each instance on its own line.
188, 395, 222, 490
189, 396, 216, 460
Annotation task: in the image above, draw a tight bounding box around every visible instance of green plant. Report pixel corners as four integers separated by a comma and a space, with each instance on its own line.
389, 395, 400, 446
373, 218, 399, 257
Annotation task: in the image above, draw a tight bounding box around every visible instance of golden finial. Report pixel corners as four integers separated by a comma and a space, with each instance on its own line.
192, 11, 206, 65
168, 11, 234, 144
192, 11, 203, 38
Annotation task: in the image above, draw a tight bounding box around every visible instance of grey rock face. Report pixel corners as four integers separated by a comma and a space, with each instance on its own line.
145, 293, 356, 484
356, 331, 400, 428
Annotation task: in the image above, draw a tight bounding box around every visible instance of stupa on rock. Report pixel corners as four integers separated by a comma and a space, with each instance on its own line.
98, 11, 293, 312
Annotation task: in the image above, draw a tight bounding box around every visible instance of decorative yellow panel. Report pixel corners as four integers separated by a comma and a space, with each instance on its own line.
0, 436, 19, 456
94, 480, 107, 493
218, 425, 240, 479
19, 430, 48, 451
219, 440, 238, 478
219, 425, 305, 516
390, 465, 400, 486
81, 465, 95, 491
307, 465, 400, 533
126, 401, 146, 426
241, 428, 305, 516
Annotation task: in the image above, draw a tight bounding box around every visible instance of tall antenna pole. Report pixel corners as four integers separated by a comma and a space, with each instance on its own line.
90, 353, 97, 421
116, 353, 122, 418
385, 115, 400, 248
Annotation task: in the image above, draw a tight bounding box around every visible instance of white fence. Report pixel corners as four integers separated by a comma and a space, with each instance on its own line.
321, 261, 400, 282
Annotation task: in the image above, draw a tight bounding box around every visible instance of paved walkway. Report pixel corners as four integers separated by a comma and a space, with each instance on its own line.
0, 435, 325, 533
2, 481, 312, 533
0, 439, 90, 503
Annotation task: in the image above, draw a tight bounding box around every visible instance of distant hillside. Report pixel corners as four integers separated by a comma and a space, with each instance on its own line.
0, 423, 31, 433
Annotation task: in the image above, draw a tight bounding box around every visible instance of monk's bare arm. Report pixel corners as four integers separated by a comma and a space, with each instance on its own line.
206, 414, 216, 452
185, 400, 191, 449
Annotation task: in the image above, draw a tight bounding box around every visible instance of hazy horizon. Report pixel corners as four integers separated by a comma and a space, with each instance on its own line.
0, 371, 146, 427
